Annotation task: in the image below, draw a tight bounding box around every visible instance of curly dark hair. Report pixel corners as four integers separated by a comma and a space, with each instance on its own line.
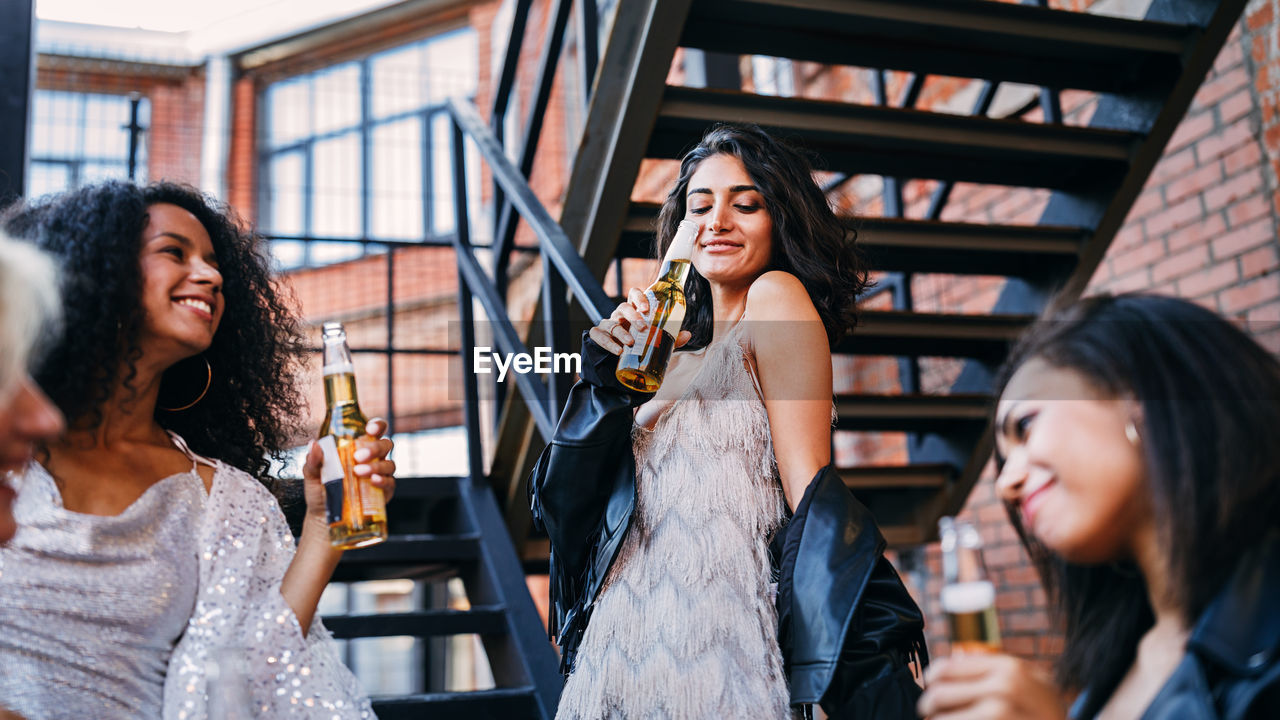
654, 123, 869, 348
993, 293, 1280, 713
2, 180, 306, 482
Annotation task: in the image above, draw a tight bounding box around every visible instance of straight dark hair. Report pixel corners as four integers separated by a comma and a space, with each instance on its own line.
654, 123, 869, 349
994, 293, 1280, 716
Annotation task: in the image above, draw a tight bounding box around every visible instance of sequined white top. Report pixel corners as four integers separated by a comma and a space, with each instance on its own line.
0, 434, 374, 719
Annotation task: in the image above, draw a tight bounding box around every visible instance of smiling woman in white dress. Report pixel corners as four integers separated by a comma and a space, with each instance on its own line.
0, 181, 395, 719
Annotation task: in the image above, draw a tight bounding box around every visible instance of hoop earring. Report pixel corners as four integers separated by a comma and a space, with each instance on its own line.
159, 355, 211, 412
1125, 420, 1141, 447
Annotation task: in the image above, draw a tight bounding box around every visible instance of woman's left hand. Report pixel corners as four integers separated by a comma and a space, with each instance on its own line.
917, 654, 1069, 720
301, 418, 397, 522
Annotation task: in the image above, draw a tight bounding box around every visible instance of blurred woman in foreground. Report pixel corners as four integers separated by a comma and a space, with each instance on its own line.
919, 293, 1280, 720
0, 233, 64, 545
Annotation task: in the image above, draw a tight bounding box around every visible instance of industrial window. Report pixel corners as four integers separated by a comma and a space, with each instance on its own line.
260, 27, 481, 270
28, 90, 149, 198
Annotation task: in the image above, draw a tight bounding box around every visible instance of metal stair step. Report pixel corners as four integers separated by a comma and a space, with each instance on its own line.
835, 393, 991, 432
389, 476, 464, 500
323, 606, 507, 639
331, 533, 480, 583
682, 0, 1189, 94
839, 310, 1033, 360
371, 687, 538, 720
839, 463, 955, 490
651, 87, 1136, 189
621, 202, 1086, 278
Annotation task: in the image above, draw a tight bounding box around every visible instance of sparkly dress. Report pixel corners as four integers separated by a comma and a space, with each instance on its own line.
0, 434, 373, 719
556, 322, 794, 720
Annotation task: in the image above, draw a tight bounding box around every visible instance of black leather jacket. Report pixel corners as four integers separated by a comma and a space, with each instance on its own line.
529, 333, 927, 717
1072, 533, 1280, 720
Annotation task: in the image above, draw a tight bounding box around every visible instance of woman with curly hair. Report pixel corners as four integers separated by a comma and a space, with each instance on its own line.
0, 181, 394, 719
534, 124, 926, 719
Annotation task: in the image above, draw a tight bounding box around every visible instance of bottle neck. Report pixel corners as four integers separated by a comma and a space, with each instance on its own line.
657, 257, 693, 288
322, 336, 359, 407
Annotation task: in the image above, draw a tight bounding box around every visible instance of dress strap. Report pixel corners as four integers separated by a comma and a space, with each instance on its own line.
165, 430, 218, 471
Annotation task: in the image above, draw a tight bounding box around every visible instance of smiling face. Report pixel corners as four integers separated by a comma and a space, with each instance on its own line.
994, 358, 1151, 565
136, 203, 224, 367
685, 153, 774, 288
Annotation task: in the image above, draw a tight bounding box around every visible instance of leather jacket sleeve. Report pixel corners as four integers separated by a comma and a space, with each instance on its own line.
528, 332, 651, 643
774, 464, 928, 718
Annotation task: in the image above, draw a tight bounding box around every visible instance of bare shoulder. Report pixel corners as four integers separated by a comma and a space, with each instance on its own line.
745, 270, 820, 322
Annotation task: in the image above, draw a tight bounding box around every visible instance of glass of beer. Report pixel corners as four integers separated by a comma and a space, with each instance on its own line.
938, 516, 1002, 654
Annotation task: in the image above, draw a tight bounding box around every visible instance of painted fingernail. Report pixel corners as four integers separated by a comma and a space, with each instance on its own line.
354, 464, 371, 475
354, 448, 372, 462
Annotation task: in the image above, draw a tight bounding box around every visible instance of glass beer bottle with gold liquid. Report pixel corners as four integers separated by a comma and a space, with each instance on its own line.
319, 322, 387, 549
615, 219, 700, 392
939, 516, 1002, 654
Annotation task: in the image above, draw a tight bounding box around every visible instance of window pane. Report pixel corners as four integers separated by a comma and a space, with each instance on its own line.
371, 117, 424, 240
309, 241, 365, 265
313, 63, 361, 136
312, 132, 362, 238
82, 94, 131, 159
80, 162, 129, 185
269, 151, 306, 236
425, 30, 478, 104
27, 162, 71, 198
267, 77, 312, 148
31, 91, 82, 158
371, 44, 425, 119
430, 113, 455, 236
271, 239, 306, 270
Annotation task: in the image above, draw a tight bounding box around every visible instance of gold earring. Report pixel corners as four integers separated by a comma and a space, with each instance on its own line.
159, 355, 211, 412
1125, 420, 1141, 447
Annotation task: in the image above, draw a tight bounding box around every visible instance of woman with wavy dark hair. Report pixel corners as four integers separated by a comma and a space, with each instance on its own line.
0, 181, 395, 719
918, 293, 1280, 720
535, 124, 926, 719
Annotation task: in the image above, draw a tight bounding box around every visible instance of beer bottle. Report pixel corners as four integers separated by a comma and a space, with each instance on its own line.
939, 516, 1002, 654
615, 219, 700, 392
318, 322, 387, 549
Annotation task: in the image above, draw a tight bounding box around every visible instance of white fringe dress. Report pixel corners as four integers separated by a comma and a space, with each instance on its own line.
555, 322, 794, 720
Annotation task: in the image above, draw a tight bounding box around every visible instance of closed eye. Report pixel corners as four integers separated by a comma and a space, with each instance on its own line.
689, 206, 711, 215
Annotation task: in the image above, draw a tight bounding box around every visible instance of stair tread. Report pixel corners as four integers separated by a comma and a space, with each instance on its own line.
652, 87, 1136, 189
323, 606, 507, 639
840, 310, 1033, 359
683, 0, 1188, 93
838, 463, 956, 489
835, 393, 991, 431
371, 687, 538, 719
621, 202, 1087, 276
388, 476, 463, 499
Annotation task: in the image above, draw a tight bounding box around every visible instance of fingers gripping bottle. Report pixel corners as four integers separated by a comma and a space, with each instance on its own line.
615, 220, 700, 392
319, 322, 387, 549
938, 516, 1002, 654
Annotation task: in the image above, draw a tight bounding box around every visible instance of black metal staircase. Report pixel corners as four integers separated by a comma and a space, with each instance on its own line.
318, 0, 1249, 717
489, 0, 1247, 551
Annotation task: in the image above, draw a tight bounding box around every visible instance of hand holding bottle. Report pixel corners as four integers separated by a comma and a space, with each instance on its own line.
589, 287, 692, 357
302, 418, 396, 530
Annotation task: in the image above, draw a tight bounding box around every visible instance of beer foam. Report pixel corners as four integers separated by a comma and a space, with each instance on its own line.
941, 581, 996, 614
